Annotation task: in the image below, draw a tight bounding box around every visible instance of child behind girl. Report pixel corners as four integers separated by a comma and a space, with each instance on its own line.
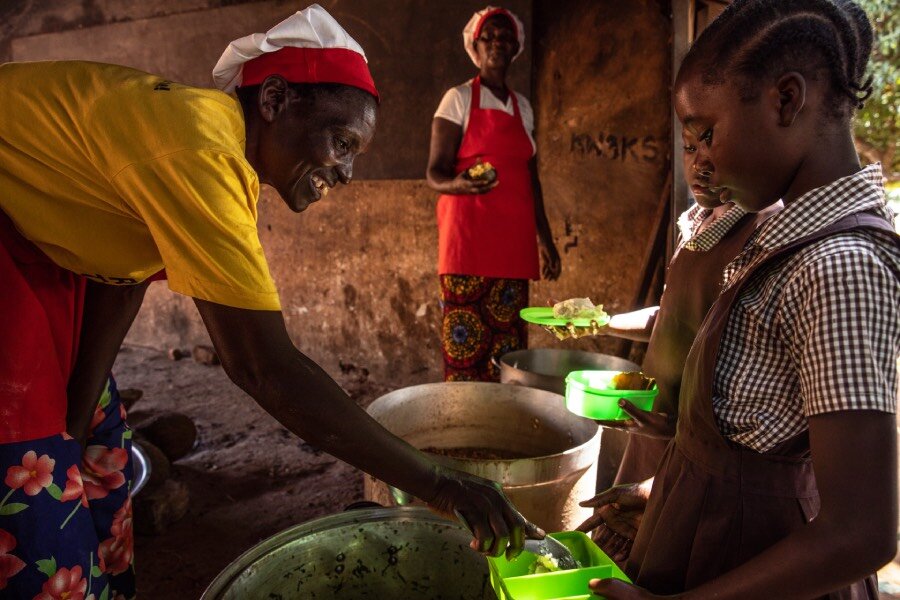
590, 1, 900, 598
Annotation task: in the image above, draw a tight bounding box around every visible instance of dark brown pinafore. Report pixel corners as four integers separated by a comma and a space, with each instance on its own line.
613, 205, 780, 486
627, 213, 897, 598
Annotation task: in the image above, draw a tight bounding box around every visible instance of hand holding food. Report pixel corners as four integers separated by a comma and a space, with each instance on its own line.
588, 578, 665, 599
449, 161, 499, 195
595, 397, 675, 439
465, 161, 497, 184
539, 298, 610, 339
543, 321, 607, 340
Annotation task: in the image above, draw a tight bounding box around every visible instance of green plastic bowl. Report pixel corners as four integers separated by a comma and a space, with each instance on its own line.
564, 370, 658, 420
488, 531, 630, 600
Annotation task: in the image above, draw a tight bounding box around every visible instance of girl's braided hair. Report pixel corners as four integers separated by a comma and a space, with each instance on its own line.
682, 0, 874, 119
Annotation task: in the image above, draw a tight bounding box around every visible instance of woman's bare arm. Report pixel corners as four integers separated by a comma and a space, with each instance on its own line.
425, 117, 497, 195
66, 280, 150, 444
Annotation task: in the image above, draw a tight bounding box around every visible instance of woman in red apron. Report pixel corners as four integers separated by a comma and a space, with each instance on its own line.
426, 6, 561, 382
588, 1, 898, 598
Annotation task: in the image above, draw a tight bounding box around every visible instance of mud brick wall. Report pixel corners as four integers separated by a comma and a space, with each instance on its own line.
529, 0, 673, 361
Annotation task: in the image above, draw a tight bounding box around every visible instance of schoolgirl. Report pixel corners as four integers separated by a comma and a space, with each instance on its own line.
591, 1, 900, 598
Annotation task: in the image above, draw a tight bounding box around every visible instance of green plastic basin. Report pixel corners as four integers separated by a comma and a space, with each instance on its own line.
564, 370, 658, 420
488, 531, 630, 600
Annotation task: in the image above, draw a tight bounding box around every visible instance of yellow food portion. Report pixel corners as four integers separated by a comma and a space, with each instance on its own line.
528, 554, 561, 574
466, 162, 496, 180
611, 371, 656, 391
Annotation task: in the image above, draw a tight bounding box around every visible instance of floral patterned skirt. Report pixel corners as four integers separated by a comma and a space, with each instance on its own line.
0, 377, 135, 600
439, 274, 529, 382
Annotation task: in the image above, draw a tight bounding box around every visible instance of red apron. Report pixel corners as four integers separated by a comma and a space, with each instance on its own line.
0, 209, 85, 443
627, 212, 895, 597
437, 77, 539, 280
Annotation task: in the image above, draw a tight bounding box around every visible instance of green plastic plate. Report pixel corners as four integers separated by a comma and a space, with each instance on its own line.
520, 307, 611, 328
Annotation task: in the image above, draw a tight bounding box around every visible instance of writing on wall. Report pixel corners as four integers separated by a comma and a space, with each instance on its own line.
570, 133, 661, 163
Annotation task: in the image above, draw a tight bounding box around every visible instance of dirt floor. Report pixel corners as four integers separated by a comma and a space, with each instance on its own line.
115, 343, 392, 598
116, 344, 900, 599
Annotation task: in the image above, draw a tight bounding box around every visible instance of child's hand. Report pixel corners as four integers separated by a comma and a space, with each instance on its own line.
589, 578, 668, 598
576, 481, 652, 562
539, 299, 607, 339
593, 521, 635, 564
595, 399, 675, 439
542, 319, 607, 340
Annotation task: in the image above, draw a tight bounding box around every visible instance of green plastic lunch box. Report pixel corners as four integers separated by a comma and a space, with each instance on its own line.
564, 370, 658, 420
488, 531, 630, 600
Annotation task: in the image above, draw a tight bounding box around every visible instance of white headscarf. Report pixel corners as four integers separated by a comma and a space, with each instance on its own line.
462, 6, 525, 67
212, 3, 374, 96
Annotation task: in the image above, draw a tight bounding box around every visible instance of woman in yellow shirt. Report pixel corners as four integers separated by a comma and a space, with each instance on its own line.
0, 6, 537, 598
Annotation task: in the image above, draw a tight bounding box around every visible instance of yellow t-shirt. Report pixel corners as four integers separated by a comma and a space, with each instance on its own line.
0, 61, 280, 310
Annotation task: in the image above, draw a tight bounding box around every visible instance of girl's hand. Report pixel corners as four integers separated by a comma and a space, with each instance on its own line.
593, 523, 635, 564
577, 481, 652, 560
542, 319, 607, 340
589, 578, 671, 598
539, 300, 608, 339
595, 399, 675, 440
449, 171, 499, 195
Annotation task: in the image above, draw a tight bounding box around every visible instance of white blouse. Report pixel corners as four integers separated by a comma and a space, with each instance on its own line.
434, 79, 536, 153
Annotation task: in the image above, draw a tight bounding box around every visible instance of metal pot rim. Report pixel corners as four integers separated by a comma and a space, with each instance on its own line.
368, 382, 601, 485
499, 348, 640, 371
500, 347, 616, 361
369, 382, 601, 461
424, 430, 600, 467
200, 506, 460, 599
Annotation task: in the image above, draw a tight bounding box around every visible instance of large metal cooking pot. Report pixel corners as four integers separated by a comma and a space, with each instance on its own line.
498, 349, 639, 395
201, 506, 493, 599
364, 382, 600, 532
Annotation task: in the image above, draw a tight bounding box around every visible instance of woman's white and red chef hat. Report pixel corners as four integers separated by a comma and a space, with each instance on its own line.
463, 6, 525, 67
212, 3, 378, 101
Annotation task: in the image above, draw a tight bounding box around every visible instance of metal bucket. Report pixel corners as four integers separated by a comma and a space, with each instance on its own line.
498, 349, 639, 395
201, 506, 493, 599
364, 382, 600, 532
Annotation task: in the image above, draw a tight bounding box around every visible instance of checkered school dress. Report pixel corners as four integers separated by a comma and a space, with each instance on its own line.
711, 164, 900, 452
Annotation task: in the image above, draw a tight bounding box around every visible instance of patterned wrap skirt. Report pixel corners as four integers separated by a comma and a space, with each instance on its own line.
439, 274, 529, 382
0, 377, 135, 600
